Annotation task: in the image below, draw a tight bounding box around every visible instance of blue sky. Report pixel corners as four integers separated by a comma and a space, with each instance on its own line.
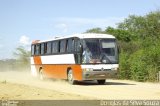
0, 0, 160, 59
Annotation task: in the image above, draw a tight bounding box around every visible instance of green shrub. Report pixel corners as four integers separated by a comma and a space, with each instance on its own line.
118, 51, 131, 79
129, 50, 148, 81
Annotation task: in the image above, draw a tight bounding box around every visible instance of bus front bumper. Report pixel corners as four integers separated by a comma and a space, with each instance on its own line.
82, 69, 118, 80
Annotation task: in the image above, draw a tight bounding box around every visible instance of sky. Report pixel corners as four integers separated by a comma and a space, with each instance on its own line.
0, 0, 160, 59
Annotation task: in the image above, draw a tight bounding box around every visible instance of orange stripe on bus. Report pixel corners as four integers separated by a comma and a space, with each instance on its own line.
41, 64, 83, 80
33, 56, 42, 65
32, 56, 83, 80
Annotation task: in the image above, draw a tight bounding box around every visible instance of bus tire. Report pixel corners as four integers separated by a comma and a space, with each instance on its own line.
39, 69, 45, 81
97, 80, 106, 85
67, 69, 76, 85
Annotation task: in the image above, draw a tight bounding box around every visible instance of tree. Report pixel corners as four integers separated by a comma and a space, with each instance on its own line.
116, 10, 160, 81
118, 10, 160, 40
13, 46, 30, 70
85, 27, 104, 33
105, 26, 133, 42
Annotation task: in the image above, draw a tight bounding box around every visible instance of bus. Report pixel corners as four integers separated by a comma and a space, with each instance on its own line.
31, 33, 119, 84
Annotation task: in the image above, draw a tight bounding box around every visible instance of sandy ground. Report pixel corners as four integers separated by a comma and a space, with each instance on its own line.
0, 71, 160, 100
0, 82, 91, 100
0, 71, 92, 100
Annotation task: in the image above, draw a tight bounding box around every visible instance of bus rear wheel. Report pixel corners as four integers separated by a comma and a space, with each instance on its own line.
97, 80, 106, 85
67, 69, 76, 85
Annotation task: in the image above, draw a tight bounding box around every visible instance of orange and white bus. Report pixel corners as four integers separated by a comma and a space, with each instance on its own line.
31, 33, 119, 84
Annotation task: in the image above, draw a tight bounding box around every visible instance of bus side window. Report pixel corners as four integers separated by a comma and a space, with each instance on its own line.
74, 39, 82, 64
57, 41, 60, 53
41, 43, 44, 55
31, 45, 35, 55
35, 44, 40, 55
44, 43, 47, 54
67, 39, 73, 53
60, 40, 66, 53
72, 39, 75, 52
66, 39, 68, 52
47, 42, 52, 54
52, 41, 59, 54
75, 39, 80, 52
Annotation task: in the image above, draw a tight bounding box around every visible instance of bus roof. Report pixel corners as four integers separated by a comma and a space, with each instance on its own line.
32, 33, 115, 44
70, 33, 115, 39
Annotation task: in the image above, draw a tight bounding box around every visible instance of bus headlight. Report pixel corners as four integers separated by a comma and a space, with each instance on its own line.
83, 68, 93, 72
111, 67, 118, 71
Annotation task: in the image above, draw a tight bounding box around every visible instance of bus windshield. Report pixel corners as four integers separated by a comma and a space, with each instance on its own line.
82, 39, 118, 64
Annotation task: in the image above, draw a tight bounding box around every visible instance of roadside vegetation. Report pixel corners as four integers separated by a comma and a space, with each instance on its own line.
0, 46, 30, 71
86, 10, 160, 82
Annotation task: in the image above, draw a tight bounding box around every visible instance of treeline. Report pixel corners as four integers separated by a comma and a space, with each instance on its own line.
86, 10, 160, 82
0, 59, 17, 71
0, 46, 30, 71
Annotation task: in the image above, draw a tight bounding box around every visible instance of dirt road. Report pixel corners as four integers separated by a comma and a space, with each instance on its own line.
0, 71, 160, 100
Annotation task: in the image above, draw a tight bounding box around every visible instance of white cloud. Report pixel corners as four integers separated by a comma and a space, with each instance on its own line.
19, 35, 30, 45
54, 23, 68, 33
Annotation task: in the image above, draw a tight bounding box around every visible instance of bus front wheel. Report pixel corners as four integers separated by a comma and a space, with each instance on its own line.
97, 80, 106, 85
67, 69, 76, 85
